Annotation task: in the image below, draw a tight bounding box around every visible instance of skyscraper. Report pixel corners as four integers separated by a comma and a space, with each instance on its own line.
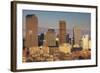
73, 26, 81, 46
45, 29, 56, 47
59, 20, 67, 45
25, 14, 38, 48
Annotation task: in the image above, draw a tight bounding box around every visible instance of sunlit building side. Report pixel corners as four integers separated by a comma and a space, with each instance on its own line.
81, 35, 90, 50
73, 26, 81, 47
25, 14, 38, 48
45, 29, 56, 47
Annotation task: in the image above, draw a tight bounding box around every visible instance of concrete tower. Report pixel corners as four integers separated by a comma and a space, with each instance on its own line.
45, 29, 56, 47
73, 26, 81, 46
59, 20, 67, 45
25, 14, 38, 48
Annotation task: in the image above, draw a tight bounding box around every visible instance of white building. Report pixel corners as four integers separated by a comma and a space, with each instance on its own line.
81, 35, 90, 50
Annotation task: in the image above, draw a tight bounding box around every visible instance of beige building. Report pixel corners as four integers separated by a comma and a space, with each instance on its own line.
73, 26, 81, 46
29, 47, 40, 55
89, 39, 91, 49
81, 35, 90, 50
25, 14, 38, 48
45, 29, 56, 47
42, 46, 50, 54
59, 20, 67, 45
59, 43, 72, 54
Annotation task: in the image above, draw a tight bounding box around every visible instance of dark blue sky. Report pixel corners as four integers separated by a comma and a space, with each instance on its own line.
23, 10, 91, 37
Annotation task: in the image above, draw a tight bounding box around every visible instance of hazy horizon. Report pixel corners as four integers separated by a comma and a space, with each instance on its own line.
23, 10, 91, 38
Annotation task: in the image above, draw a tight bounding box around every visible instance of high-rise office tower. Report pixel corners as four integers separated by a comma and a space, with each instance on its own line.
73, 26, 81, 46
59, 20, 67, 45
45, 29, 56, 47
25, 14, 38, 48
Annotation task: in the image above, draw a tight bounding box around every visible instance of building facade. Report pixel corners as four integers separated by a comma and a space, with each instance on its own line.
81, 35, 90, 50
73, 26, 81, 46
59, 43, 72, 54
25, 14, 38, 48
45, 29, 56, 47
59, 20, 67, 45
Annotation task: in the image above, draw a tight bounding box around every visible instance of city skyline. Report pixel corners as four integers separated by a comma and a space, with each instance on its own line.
23, 10, 91, 37
23, 11, 91, 62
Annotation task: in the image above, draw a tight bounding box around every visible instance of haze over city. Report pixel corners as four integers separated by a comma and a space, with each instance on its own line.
23, 10, 91, 38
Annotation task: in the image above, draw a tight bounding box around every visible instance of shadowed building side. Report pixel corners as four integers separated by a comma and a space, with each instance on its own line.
59, 20, 67, 45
